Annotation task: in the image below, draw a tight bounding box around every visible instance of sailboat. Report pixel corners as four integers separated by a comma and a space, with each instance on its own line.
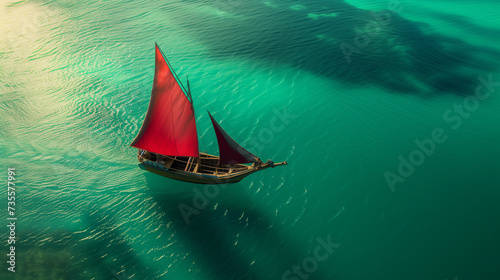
130, 43, 287, 184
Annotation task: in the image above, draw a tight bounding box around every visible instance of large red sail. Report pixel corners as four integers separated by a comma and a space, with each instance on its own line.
131, 44, 199, 157
208, 111, 258, 164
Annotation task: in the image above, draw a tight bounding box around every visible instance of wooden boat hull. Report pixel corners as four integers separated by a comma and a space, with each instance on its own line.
137, 151, 286, 184
140, 161, 257, 184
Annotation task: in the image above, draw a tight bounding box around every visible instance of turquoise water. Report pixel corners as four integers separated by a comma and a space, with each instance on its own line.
1, 0, 499, 279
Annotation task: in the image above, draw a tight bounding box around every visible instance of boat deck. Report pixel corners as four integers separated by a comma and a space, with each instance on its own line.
139, 150, 251, 176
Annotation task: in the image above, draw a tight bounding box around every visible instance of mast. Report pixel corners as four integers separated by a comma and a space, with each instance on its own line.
187, 74, 201, 168
186, 75, 193, 103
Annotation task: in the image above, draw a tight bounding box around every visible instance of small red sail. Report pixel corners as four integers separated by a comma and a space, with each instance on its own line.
131, 44, 199, 157
208, 111, 258, 164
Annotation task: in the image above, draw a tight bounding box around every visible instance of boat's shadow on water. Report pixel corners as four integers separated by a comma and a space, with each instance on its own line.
81, 208, 153, 280
146, 174, 335, 280
173, 0, 500, 97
